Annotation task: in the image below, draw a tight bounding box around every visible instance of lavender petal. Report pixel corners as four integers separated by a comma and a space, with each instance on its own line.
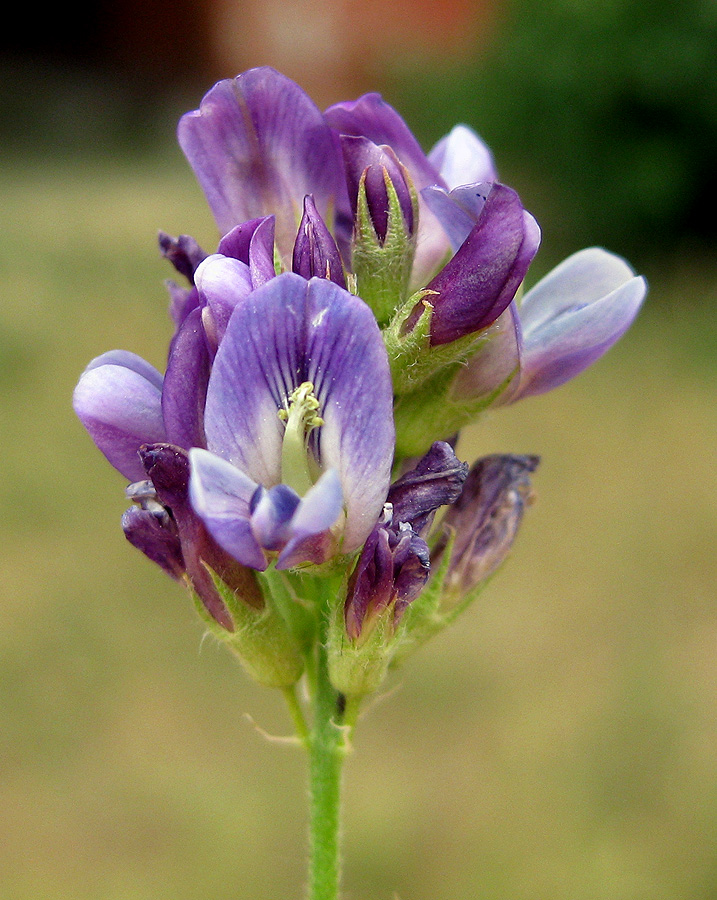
73, 358, 166, 482
178, 67, 348, 259
427, 125, 497, 189
426, 184, 540, 345
188, 448, 267, 570
515, 248, 647, 398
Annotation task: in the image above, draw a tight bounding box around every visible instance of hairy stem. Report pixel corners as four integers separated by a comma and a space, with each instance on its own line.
307, 612, 347, 900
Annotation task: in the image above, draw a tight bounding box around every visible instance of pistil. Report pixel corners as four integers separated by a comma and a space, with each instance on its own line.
279, 381, 324, 496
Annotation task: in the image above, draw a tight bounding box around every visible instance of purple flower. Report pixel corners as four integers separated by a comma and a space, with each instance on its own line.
434, 454, 539, 598
177, 67, 351, 263
344, 442, 468, 641
187, 269, 395, 572
452, 247, 648, 404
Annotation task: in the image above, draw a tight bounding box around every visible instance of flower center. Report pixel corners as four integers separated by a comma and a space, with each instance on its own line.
278, 381, 324, 496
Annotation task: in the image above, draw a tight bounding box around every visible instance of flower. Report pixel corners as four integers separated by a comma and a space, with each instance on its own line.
187, 267, 394, 572
75, 64, 646, 691
452, 247, 648, 405
343, 441, 468, 642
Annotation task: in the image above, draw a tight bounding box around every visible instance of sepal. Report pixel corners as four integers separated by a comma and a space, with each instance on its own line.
196, 566, 306, 688
327, 590, 396, 698
383, 290, 488, 397
350, 162, 418, 325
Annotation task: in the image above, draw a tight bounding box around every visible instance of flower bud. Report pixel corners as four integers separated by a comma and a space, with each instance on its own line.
340, 135, 418, 324
435, 454, 539, 600
292, 194, 346, 288
328, 442, 467, 696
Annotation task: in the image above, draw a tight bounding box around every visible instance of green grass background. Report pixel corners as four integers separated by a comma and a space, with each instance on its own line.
1, 138, 715, 900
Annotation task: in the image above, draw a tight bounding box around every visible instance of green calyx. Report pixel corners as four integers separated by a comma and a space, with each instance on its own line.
279, 381, 324, 496
326, 598, 399, 698
193, 567, 306, 688
351, 169, 418, 326
384, 299, 519, 458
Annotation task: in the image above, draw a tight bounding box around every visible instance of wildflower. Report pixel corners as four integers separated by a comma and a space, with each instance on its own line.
451, 247, 648, 405
187, 269, 394, 571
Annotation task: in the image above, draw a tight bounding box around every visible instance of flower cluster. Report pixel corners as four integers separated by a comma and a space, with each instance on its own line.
74, 67, 646, 695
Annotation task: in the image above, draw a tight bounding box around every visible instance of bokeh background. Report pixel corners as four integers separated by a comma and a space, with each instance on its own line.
1, 1, 716, 898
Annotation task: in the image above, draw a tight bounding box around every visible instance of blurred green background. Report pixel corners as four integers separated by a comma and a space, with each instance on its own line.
1, 1, 716, 898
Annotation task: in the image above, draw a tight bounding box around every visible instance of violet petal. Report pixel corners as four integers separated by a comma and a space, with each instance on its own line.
514, 248, 647, 399
162, 306, 211, 450
178, 67, 349, 259
426, 184, 540, 345
292, 194, 346, 287
188, 448, 267, 571
194, 253, 254, 342
250, 483, 301, 551
276, 468, 344, 569
73, 357, 166, 482
421, 182, 492, 252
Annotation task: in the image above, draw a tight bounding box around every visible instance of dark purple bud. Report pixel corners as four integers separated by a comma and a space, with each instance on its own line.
344, 442, 468, 641
161, 306, 212, 451
345, 516, 430, 641
122, 503, 185, 580
422, 184, 540, 346
341, 135, 414, 243
292, 195, 346, 287
388, 441, 468, 536
158, 232, 207, 282
217, 216, 276, 287
139, 443, 265, 630
437, 454, 539, 595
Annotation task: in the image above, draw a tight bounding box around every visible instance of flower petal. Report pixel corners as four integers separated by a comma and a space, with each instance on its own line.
178, 67, 348, 260
203, 273, 394, 553
73, 358, 166, 481
188, 448, 266, 570
428, 125, 497, 190
276, 468, 344, 569
250, 483, 301, 551
161, 306, 211, 450
426, 184, 540, 345
515, 248, 647, 398
451, 302, 523, 402
421, 182, 492, 252
194, 253, 254, 343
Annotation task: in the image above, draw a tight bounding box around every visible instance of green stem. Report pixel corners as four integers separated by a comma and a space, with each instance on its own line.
282, 684, 310, 746
307, 615, 347, 900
